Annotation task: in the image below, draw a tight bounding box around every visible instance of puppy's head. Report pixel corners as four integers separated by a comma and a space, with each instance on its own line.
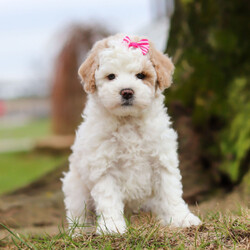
78, 34, 174, 116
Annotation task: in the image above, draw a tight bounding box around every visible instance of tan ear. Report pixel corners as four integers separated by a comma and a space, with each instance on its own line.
149, 43, 174, 91
78, 39, 107, 94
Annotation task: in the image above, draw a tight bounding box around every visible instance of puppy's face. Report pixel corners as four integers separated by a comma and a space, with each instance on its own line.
78, 34, 174, 117
95, 46, 157, 116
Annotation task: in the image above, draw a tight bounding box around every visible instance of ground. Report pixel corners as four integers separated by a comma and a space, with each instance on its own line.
0, 162, 249, 249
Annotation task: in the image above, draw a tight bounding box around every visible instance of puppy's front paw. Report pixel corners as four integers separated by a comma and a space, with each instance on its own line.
96, 218, 126, 235
163, 213, 201, 228
178, 213, 201, 227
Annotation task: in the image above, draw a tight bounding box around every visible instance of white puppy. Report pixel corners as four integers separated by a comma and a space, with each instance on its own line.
62, 34, 201, 234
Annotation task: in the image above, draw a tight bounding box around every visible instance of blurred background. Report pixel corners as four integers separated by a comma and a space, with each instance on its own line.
0, 0, 249, 234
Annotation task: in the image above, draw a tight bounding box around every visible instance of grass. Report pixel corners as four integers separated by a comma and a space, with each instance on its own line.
0, 117, 67, 194
0, 151, 67, 195
0, 209, 249, 249
0, 118, 50, 140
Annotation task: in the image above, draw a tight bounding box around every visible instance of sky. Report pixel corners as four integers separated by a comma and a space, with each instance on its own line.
0, 0, 152, 82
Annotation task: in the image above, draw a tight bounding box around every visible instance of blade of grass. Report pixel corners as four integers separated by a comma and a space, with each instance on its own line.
0, 223, 37, 250
11, 236, 20, 249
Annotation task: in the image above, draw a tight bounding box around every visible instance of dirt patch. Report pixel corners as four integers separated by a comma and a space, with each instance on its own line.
0, 160, 248, 239
0, 163, 67, 238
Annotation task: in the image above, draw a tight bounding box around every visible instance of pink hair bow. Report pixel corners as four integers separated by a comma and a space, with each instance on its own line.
123, 36, 149, 55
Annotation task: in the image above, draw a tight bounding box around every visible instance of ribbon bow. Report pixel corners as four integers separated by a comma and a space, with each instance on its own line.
123, 36, 149, 55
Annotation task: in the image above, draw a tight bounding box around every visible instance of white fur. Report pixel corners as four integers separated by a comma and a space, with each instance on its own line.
62, 34, 201, 235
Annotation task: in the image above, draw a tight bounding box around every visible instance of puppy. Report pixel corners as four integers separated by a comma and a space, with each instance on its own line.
62, 34, 201, 234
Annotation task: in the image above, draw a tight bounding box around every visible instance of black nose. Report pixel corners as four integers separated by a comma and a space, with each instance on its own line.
120, 88, 134, 100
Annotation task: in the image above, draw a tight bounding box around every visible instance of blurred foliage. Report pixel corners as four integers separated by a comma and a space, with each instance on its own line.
220, 78, 250, 182
167, 0, 250, 183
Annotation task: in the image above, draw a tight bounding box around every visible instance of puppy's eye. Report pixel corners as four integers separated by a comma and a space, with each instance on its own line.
136, 73, 146, 79
107, 74, 116, 80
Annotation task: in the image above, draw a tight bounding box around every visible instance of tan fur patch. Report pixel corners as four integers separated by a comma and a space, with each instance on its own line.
149, 42, 174, 91
78, 38, 108, 93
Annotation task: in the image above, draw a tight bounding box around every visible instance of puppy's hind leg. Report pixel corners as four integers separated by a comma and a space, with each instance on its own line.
62, 170, 93, 234
151, 167, 201, 227
150, 136, 201, 227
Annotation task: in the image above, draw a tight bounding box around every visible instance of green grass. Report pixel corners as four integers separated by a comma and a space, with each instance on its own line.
0, 118, 51, 140
0, 209, 249, 249
0, 118, 68, 194
0, 151, 67, 195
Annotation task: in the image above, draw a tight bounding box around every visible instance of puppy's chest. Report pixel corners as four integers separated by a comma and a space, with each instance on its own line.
112, 123, 150, 159
111, 124, 154, 200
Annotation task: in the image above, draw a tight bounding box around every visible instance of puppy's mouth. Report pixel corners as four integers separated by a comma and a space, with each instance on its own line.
121, 99, 133, 106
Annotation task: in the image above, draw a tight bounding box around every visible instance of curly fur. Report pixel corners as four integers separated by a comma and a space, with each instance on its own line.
62, 34, 201, 234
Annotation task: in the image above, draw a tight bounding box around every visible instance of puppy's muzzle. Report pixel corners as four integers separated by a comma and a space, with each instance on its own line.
120, 88, 134, 106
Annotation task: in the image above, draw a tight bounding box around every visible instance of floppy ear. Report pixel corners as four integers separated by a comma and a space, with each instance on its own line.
149, 43, 174, 91
78, 39, 107, 94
